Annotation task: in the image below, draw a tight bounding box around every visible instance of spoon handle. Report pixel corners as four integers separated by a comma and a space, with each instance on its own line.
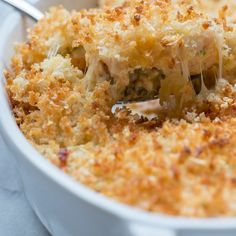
1, 0, 44, 21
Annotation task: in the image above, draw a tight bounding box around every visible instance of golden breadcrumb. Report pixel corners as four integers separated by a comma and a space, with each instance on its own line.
101, 0, 236, 20
73, 0, 225, 105
5, 0, 236, 217
99, 0, 125, 7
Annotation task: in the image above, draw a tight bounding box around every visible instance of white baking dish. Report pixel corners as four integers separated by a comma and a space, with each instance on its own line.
0, 1, 236, 236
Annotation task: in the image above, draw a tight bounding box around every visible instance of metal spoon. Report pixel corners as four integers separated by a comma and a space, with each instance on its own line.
1, 0, 43, 20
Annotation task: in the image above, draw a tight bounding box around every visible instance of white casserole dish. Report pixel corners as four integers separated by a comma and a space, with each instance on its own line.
0, 1, 236, 235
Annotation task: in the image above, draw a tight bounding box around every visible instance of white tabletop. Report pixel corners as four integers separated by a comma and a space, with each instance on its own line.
0, 2, 50, 236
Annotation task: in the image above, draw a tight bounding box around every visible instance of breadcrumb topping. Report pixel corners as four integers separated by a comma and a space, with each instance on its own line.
5, 0, 236, 217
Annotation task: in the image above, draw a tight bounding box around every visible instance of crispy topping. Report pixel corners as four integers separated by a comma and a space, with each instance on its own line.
6, 0, 236, 217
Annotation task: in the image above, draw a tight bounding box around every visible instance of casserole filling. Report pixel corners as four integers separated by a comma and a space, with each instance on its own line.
5, 0, 236, 217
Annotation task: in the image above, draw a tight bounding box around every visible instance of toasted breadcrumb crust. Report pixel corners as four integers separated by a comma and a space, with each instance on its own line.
5, 0, 236, 217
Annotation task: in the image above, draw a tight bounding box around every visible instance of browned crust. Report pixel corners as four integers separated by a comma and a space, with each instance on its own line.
5, 0, 236, 217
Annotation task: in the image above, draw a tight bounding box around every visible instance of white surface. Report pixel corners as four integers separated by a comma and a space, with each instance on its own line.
0, 2, 50, 236
0, 136, 50, 236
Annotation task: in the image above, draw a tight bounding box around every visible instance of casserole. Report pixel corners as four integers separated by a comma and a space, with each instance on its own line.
0, 0, 236, 235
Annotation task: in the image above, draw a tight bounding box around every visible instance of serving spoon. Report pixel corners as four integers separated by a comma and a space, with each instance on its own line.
1, 0, 43, 20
